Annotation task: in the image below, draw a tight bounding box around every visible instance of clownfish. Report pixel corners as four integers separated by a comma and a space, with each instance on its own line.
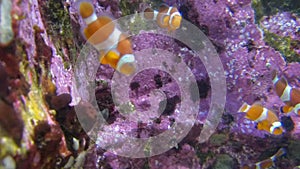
143, 4, 182, 32
78, 1, 136, 75
272, 70, 300, 116
242, 148, 286, 169
238, 103, 284, 135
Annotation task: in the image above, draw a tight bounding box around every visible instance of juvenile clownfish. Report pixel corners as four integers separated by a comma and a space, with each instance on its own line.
272, 70, 300, 116
78, 1, 136, 75
238, 103, 284, 135
143, 4, 182, 32
242, 148, 286, 169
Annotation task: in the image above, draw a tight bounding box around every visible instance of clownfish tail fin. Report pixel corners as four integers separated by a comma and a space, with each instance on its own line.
79, 1, 94, 18
271, 148, 286, 161
293, 103, 300, 116
77, 1, 98, 25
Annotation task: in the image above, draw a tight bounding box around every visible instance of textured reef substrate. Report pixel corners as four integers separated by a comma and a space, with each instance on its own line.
0, 0, 300, 168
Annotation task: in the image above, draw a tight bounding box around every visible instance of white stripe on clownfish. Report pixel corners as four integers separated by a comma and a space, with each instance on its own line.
272, 74, 280, 84
93, 27, 122, 51
238, 102, 284, 135
158, 7, 172, 26
78, 1, 136, 75
242, 148, 286, 169
169, 11, 181, 25
272, 70, 300, 115
270, 121, 282, 134
280, 84, 292, 102
83, 12, 97, 25
153, 10, 158, 20
254, 107, 268, 122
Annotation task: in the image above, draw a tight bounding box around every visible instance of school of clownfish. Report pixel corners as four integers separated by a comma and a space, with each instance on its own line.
238, 70, 300, 136
238, 70, 300, 168
77, 1, 300, 168
78, 1, 182, 75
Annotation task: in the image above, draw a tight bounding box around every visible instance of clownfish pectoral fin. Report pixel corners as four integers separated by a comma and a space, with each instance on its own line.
256, 122, 264, 130
99, 50, 120, 68
105, 50, 121, 69
99, 50, 109, 64
280, 105, 294, 114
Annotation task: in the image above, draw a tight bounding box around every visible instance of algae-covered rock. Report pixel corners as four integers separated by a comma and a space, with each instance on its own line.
252, 0, 300, 22
288, 140, 300, 161
212, 154, 235, 169
209, 133, 228, 146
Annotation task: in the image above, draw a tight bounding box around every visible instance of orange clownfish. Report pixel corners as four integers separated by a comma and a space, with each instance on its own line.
78, 1, 136, 75
143, 4, 182, 32
272, 70, 300, 116
238, 103, 284, 135
242, 148, 286, 169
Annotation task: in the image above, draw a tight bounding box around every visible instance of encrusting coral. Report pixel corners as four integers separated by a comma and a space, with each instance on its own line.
0, 0, 299, 168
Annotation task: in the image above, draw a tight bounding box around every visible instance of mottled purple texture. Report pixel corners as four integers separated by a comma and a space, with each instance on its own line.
4, 0, 299, 168
148, 144, 201, 169
260, 12, 300, 41
75, 0, 300, 168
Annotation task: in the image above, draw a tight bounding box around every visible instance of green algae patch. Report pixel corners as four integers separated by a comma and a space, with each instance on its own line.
263, 30, 300, 63
119, 0, 141, 17
212, 154, 235, 169
39, 0, 77, 67
209, 133, 228, 146
251, 0, 266, 23
18, 56, 54, 138
196, 149, 214, 164
252, 0, 300, 23
0, 50, 54, 168
0, 130, 24, 158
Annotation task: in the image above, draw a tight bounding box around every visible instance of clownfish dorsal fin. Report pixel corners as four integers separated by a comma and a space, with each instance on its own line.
144, 7, 154, 13
252, 101, 264, 107
171, 4, 179, 8
158, 4, 170, 12
292, 86, 300, 97
279, 77, 288, 87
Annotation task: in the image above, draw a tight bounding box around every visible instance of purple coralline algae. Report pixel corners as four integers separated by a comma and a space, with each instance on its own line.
261, 12, 300, 41
0, 0, 300, 168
